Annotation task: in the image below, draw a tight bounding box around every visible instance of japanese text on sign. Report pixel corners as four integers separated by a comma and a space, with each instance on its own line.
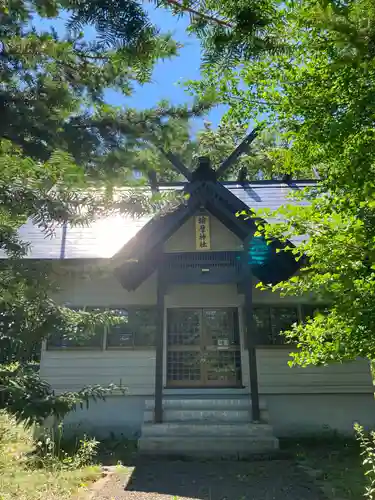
195, 215, 211, 250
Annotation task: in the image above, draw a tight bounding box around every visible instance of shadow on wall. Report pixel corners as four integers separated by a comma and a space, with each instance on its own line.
62, 420, 141, 440
62, 395, 146, 437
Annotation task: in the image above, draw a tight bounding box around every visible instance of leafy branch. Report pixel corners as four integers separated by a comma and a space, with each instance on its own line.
161, 0, 232, 28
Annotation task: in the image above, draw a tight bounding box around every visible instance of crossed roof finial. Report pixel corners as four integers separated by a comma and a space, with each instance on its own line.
158, 127, 258, 183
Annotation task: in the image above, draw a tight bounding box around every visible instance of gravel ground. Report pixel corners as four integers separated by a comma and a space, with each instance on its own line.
91, 459, 327, 500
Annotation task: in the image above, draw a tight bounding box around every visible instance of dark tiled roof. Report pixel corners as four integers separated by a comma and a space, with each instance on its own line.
0, 182, 312, 260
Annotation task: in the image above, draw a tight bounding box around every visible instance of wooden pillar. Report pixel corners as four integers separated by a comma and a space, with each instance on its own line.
242, 238, 261, 422
154, 271, 165, 423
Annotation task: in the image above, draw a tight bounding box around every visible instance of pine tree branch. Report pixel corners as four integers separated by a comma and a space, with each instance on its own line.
229, 95, 281, 106
74, 50, 110, 61
163, 0, 233, 28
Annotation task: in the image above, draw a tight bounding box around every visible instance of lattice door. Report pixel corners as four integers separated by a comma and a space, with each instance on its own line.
166, 308, 242, 387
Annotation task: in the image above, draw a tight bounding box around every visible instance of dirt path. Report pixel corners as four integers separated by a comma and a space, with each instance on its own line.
91, 459, 326, 500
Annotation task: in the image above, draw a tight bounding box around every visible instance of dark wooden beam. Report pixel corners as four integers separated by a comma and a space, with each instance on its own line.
158, 147, 192, 181
216, 128, 258, 180
154, 271, 165, 423
147, 169, 159, 193
241, 237, 261, 422
60, 220, 68, 259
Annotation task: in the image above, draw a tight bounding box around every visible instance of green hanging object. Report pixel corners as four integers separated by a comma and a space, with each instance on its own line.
248, 236, 271, 266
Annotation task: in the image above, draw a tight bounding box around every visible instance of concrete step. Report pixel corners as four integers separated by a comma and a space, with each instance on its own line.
141, 422, 274, 437
144, 408, 264, 423
143, 398, 269, 423
138, 435, 279, 458
144, 398, 267, 410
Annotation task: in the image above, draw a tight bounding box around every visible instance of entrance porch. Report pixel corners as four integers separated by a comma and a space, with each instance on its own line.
139, 275, 279, 457
151, 247, 262, 429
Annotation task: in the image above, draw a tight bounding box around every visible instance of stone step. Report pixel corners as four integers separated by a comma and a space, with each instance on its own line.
144, 398, 269, 423
144, 398, 267, 410
143, 408, 268, 423
141, 422, 274, 437
138, 435, 279, 458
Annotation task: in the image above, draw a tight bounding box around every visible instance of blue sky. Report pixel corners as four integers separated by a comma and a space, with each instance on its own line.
32, 6, 225, 131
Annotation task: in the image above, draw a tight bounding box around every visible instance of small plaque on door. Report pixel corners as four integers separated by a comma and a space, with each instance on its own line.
217, 338, 229, 347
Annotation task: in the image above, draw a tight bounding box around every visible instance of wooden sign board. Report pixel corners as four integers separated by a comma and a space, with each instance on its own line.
195, 215, 211, 250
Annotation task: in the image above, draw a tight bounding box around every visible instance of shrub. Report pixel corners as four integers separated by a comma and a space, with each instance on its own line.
0, 409, 34, 471
0, 410, 98, 472
0, 363, 122, 428
32, 422, 99, 470
354, 423, 375, 499
0, 410, 101, 500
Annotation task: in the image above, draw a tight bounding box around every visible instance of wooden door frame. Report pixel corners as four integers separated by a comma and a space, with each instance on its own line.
166, 308, 203, 387
166, 306, 242, 388
201, 308, 241, 387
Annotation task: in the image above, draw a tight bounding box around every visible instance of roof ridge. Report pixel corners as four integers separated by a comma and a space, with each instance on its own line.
106, 180, 317, 190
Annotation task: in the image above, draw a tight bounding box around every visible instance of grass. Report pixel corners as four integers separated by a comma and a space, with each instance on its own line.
0, 467, 101, 500
0, 412, 102, 500
0, 411, 369, 500
281, 434, 365, 499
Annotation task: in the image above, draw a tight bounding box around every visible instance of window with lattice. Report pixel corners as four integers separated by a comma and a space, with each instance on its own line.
106, 307, 157, 348
302, 304, 330, 321
47, 307, 105, 349
252, 304, 329, 345
252, 306, 298, 345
